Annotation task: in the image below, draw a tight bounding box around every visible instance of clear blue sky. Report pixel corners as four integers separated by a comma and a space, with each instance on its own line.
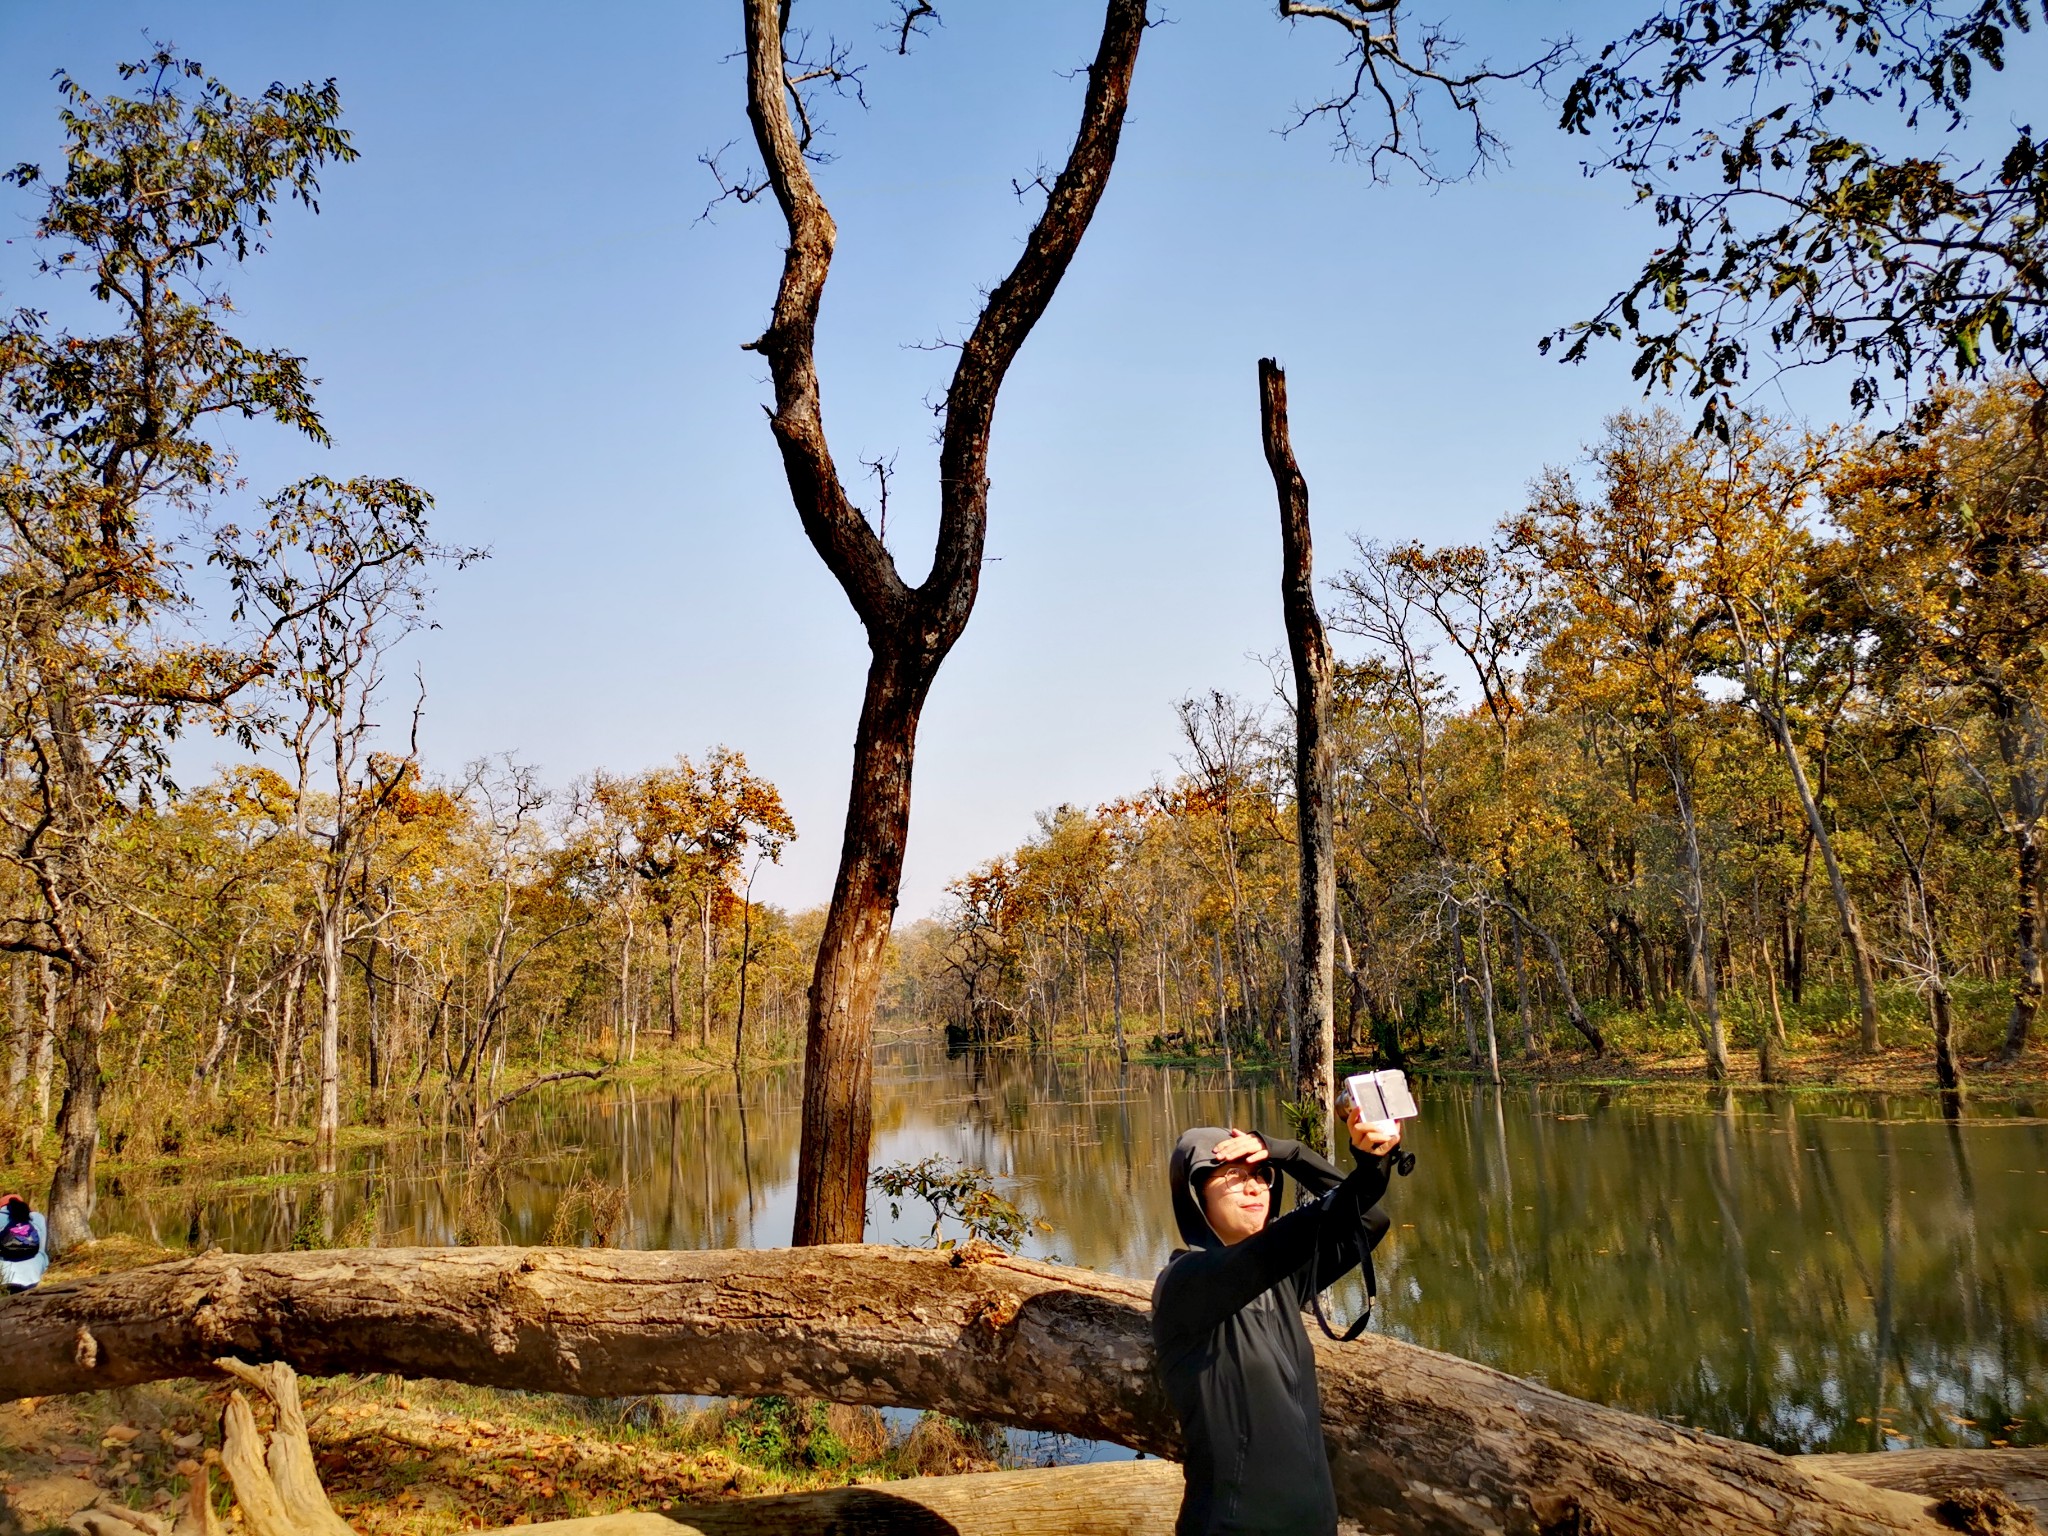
0, 1, 1959, 917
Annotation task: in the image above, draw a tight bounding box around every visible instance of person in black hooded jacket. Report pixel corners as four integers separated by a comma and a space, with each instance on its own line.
1151, 1106, 1400, 1536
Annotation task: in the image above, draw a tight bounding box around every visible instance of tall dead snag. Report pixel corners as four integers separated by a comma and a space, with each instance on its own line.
3, 1245, 2022, 1536
1260, 360, 1336, 1152
738, 0, 1148, 1242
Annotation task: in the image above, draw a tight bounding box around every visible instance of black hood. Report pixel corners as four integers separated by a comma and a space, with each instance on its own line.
1169, 1126, 1279, 1250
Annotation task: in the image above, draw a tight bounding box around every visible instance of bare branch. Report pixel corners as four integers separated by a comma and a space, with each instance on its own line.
1275, 0, 1570, 182
891, 1, 941, 55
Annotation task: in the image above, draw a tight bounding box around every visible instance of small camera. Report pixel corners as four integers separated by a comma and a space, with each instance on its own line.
1343, 1068, 1418, 1122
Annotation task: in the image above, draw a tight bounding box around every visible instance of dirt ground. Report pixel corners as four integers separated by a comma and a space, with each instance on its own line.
0, 1374, 1005, 1536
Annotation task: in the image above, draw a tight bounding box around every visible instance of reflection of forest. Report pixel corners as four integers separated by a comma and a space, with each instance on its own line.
97, 1043, 2046, 1454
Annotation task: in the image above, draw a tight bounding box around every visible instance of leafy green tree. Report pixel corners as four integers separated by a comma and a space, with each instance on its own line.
1557, 0, 2048, 433
1, 50, 359, 1246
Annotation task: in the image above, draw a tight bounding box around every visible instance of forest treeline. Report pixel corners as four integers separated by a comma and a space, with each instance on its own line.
892, 383, 2048, 1092
1, 746, 812, 1133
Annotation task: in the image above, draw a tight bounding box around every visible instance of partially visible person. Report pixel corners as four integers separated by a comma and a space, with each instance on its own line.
1, 1193, 49, 1293
1152, 1105, 1402, 1536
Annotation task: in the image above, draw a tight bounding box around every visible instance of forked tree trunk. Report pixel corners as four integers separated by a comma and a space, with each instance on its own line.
739, 0, 1147, 1243
1260, 359, 1336, 1153
1, 1244, 2021, 1536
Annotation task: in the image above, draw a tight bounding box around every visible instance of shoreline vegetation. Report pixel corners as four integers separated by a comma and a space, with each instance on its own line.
3, 1014, 2032, 1266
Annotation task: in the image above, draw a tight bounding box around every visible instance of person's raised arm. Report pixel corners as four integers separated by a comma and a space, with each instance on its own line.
1252, 1132, 1345, 1196
1303, 1106, 1403, 1293
1154, 1197, 1335, 1341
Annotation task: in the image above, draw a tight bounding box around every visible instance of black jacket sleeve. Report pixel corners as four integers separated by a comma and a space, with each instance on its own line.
1254, 1134, 1346, 1197
1155, 1151, 1392, 1343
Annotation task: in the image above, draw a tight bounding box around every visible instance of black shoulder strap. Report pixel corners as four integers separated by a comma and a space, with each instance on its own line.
1307, 1195, 1375, 1342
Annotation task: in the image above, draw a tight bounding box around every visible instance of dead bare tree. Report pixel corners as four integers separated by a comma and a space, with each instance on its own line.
732, 0, 1148, 1243
1259, 360, 1336, 1154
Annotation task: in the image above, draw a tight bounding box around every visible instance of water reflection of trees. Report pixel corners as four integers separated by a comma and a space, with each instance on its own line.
95, 1048, 2044, 1452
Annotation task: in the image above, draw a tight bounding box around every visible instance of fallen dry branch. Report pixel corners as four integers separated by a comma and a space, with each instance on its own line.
0, 1244, 2033, 1536
672, 1458, 1182, 1535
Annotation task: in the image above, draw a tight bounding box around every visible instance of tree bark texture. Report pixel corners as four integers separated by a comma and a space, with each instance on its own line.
46, 978, 106, 1251
738, 0, 1147, 1243
1260, 359, 1337, 1154
0, 1244, 2008, 1536
1809, 1449, 2048, 1527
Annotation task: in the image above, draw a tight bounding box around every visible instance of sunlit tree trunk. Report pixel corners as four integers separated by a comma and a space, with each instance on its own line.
733, 888, 755, 1066
1666, 738, 1729, 1079
1450, 909, 1478, 1061
1511, 915, 1535, 1055
1475, 900, 1501, 1086
1154, 929, 1170, 1038
795, 652, 924, 1242
699, 886, 714, 1050
618, 914, 634, 1063
316, 901, 344, 1171
1109, 933, 1128, 1065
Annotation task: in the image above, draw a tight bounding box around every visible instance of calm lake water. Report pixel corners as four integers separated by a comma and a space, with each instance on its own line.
96, 1039, 2048, 1456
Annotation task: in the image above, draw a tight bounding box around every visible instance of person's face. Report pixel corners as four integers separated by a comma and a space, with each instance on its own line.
1201, 1162, 1271, 1245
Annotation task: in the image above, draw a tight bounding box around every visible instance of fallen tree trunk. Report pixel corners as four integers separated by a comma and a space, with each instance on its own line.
673, 1460, 1184, 1536
672, 1458, 2048, 1536
1810, 1452, 2048, 1528
0, 1244, 2028, 1536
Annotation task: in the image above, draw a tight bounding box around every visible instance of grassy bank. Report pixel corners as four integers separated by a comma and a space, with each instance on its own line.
1107, 978, 2048, 1098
